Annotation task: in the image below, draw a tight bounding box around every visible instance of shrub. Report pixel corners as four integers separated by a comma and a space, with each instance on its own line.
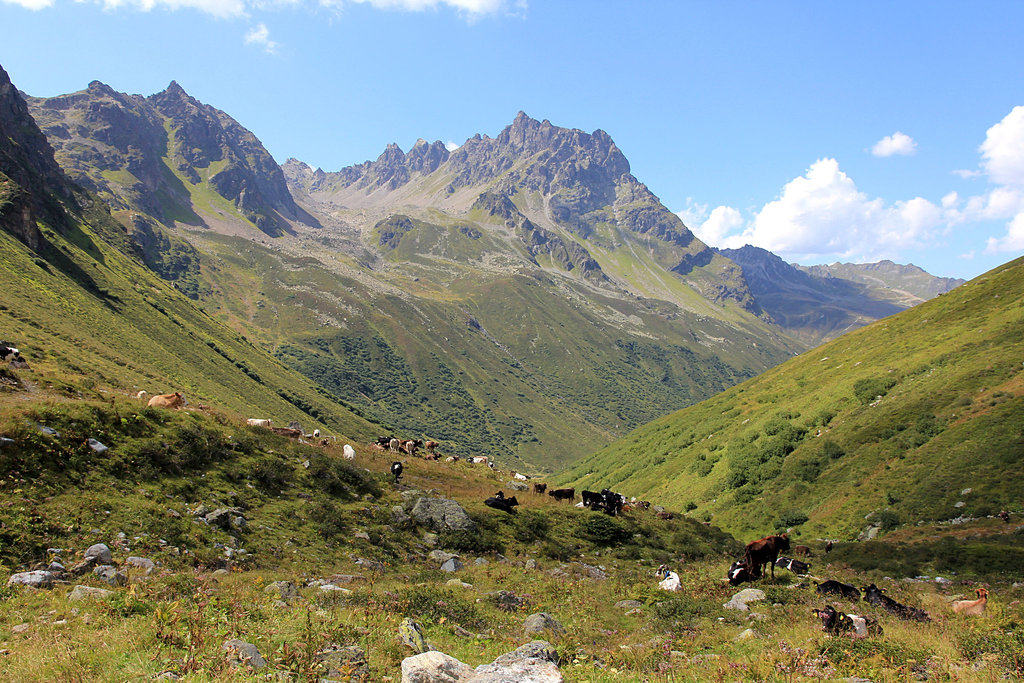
512, 510, 550, 543
575, 515, 631, 546
853, 377, 897, 404
651, 594, 716, 627
870, 509, 900, 531
821, 439, 845, 460
389, 586, 480, 627
309, 498, 350, 542
306, 454, 381, 500
774, 509, 809, 530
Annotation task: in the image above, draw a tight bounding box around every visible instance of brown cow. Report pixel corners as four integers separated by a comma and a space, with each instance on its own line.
744, 533, 790, 579
547, 487, 575, 502
793, 545, 813, 557
532, 483, 547, 495
147, 392, 186, 409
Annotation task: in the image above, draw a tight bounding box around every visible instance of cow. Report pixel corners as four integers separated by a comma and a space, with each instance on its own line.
148, 392, 186, 409
425, 440, 439, 454
816, 580, 860, 600
862, 584, 930, 622
657, 565, 681, 591
389, 438, 401, 452
548, 487, 575, 502
727, 558, 752, 586
999, 510, 1011, 523
813, 605, 881, 638
0, 345, 19, 361
775, 556, 811, 574
952, 587, 989, 615
581, 490, 603, 510
343, 444, 356, 460
532, 483, 547, 495
135, 390, 148, 400
601, 489, 624, 516
511, 471, 529, 481
247, 418, 272, 428
484, 492, 519, 514
377, 436, 395, 448
401, 439, 419, 456
744, 533, 790, 579
793, 545, 813, 557
825, 540, 834, 553
390, 461, 404, 484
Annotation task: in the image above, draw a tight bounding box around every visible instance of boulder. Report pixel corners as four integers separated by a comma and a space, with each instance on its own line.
264, 580, 300, 602
317, 644, 370, 682
401, 651, 475, 683
473, 640, 563, 682
7, 570, 56, 589
440, 557, 464, 573
429, 550, 459, 565
523, 612, 565, 640
125, 556, 156, 576
724, 588, 766, 611
68, 585, 115, 601
410, 497, 476, 532
223, 639, 266, 670
398, 617, 434, 654
93, 565, 128, 586
84, 543, 112, 565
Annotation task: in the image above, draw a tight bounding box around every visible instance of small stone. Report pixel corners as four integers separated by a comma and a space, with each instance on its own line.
264, 581, 299, 602
523, 612, 565, 640
125, 556, 156, 576
724, 588, 766, 611
614, 600, 643, 610
86, 438, 108, 453
440, 557, 463, 573
223, 639, 266, 670
12, 623, 29, 634
68, 585, 114, 601
445, 579, 473, 589
734, 628, 757, 641
398, 617, 434, 654
84, 543, 112, 565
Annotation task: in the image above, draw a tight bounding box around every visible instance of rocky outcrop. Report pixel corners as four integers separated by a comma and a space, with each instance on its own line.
401, 640, 562, 683
409, 497, 476, 532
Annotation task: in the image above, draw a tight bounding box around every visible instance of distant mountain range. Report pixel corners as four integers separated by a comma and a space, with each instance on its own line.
3, 65, 962, 470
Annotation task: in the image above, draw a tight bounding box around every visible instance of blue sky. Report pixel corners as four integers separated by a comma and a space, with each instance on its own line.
3, 0, 1023, 280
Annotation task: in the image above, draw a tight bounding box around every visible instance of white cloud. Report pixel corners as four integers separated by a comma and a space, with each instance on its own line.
0, 0, 55, 9
980, 105, 1024, 187
693, 206, 743, 247
675, 197, 708, 230
97, 0, 247, 17
245, 22, 278, 52
986, 213, 1024, 252
445, 140, 461, 151
350, 0, 510, 13
871, 131, 917, 157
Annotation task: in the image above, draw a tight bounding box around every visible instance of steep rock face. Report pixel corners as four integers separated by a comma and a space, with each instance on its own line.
801, 260, 964, 301
0, 64, 77, 247
27, 80, 305, 236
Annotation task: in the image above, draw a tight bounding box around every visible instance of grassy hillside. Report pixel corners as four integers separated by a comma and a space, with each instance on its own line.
558, 256, 1024, 541
0, 203, 379, 441
2, 379, 1023, 682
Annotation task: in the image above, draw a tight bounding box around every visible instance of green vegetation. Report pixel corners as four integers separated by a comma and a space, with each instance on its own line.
560, 257, 1024, 540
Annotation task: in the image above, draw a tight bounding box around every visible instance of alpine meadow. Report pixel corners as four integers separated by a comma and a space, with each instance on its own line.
1, 58, 1023, 683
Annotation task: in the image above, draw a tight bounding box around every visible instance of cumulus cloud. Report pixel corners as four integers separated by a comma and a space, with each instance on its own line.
980, 105, 1024, 187
684, 159, 944, 262
963, 106, 1024, 253
4, 0, 515, 17
445, 140, 461, 151
871, 131, 917, 157
97, 0, 247, 17
245, 22, 278, 52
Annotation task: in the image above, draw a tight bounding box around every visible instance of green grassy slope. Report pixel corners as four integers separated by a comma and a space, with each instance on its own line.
557, 256, 1024, 541
0, 206, 379, 441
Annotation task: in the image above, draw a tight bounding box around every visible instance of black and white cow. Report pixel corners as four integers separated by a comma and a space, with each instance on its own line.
390, 461, 404, 484
862, 584, 930, 622
775, 556, 811, 574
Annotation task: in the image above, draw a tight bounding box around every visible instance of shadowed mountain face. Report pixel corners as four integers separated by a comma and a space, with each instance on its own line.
718, 246, 964, 345
26, 80, 308, 237
14, 72, 958, 471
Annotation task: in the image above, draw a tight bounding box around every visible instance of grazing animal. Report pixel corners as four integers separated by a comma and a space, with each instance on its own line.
999, 510, 1010, 523
512, 471, 529, 481
444, 456, 459, 463
148, 392, 186, 409
401, 439, 418, 456
657, 565, 681, 591
825, 540, 834, 553
247, 418, 272, 428
774, 556, 811, 574
390, 461, 404, 484
532, 482, 547, 495
952, 587, 989, 615
581, 490, 604, 510
601, 488, 624, 516
862, 584, 930, 622
744, 533, 790, 579
343, 444, 356, 460
816, 580, 861, 600
135, 390, 148, 400
484, 492, 519, 514
793, 545, 812, 557
0, 345, 20, 361
727, 558, 752, 586
377, 436, 394, 448
313, 429, 321, 438
389, 438, 401, 452
655, 511, 675, 520
424, 440, 439, 454
813, 605, 881, 637
548, 487, 575, 502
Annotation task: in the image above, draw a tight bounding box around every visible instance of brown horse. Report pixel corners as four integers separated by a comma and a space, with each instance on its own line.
744, 533, 790, 579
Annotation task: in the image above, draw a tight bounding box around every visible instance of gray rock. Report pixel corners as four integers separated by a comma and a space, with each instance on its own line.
410, 497, 476, 532
264, 580, 299, 602
734, 628, 757, 641
724, 588, 766, 611
491, 641, 559, 666
354, 557, 385, 573
205, 508, 237, 530
440, 557, 464, 573
223, 639, 266, 670
429, 550, 459, 565
329, 574, 366, 584
190, 504, 210, 517
614, 599, 643, 610
473, 640, 563, 682
7, 570, 56, 589
68, 585, 115, 601
525, 558, 537, 570
446, 579, 473, 589
392, 505, 412, 526
84, 543, 112, 565
125, 556, 156, 576
401, 651, 475, 683
474, 557, 488, 566
93, 565, 128, 586
489, 590, 527, 612
86, 438, 108, 453
523, 612, 565, 640
317, 644, 370, 682
398, 617, 434, 654
47, 561, 66, 573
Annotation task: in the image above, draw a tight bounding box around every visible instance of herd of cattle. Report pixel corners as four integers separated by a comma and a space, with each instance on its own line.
127, 392, 994, 635
724, 532, 990, 636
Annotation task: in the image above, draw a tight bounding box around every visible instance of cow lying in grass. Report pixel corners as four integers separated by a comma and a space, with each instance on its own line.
816, 580, 860, 600
813, 605, 882, 638
484, 491, 519, 514
863, 584, 930, 622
